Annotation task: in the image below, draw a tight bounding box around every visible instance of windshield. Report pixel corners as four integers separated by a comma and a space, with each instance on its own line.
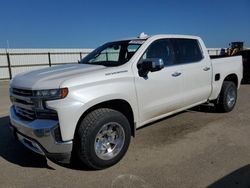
79, 40, 145, 66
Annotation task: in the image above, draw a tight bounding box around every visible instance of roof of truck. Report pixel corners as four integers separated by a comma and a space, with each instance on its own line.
113, 33, 201, 42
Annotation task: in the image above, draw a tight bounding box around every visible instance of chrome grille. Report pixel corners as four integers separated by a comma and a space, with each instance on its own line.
10, 87, 58, 121
11, 88, 35, 120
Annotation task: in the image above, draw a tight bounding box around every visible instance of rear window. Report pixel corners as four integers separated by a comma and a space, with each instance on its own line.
171, 39, 203, 64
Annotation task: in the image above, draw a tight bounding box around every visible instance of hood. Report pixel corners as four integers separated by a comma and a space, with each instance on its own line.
10, 64, 106, 90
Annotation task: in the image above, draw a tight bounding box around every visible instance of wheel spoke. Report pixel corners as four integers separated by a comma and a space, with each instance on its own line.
95, 141, 106, 154
106, 143, 112, 153
227, 88, 236, 107
108, 131, 117, 144
107, 125, 114, 131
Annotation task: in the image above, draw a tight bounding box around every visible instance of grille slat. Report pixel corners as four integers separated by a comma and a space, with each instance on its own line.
12, 88, 33, 97
15, 98, 34, 105
13, 101, 33, 111
15, 106, 35, 120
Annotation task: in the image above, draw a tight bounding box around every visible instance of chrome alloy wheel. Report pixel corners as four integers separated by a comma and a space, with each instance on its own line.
94, 122, 125, 160
227, 87, 236, 108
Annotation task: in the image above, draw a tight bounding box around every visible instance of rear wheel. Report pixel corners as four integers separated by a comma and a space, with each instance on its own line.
75, 108, 131, 169
215, 81, 237, 112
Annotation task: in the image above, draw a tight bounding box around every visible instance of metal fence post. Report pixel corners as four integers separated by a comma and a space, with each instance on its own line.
48, 52, 52, 67
6, 52, 12, 79
80, 52, 82, 60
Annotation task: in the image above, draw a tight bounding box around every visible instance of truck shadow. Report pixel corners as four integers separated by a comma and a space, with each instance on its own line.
0, 116, 54, 170
208, 164, 250, 188
188, 104, 219, 113
0, 116, 90, 171
137, 104, 219, 132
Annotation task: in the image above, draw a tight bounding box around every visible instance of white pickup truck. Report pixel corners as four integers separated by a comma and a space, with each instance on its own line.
9, 34, 242, 169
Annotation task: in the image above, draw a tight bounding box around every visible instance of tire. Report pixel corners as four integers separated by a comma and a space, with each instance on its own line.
215, 81, 237, 112
75, 108, 131, 169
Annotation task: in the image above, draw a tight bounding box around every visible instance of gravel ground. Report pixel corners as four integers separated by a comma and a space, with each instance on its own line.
1, 81, 250, 188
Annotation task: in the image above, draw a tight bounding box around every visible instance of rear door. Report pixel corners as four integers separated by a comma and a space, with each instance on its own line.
171, 38, 212, 107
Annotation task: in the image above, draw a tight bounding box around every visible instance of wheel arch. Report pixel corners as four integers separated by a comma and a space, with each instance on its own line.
74, 99, 136, 141
209, 73, 239, 102
223, 73, 239, 88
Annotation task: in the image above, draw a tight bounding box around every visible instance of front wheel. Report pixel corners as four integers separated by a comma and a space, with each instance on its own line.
75, 108, 131, 169
215, 81, 237, 112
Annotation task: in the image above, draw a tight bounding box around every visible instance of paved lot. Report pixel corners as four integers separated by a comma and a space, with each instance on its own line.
1, 81, 250, 188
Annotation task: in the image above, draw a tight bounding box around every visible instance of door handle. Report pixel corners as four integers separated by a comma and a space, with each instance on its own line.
172, 72, 182, 77
203, 67, 210, 71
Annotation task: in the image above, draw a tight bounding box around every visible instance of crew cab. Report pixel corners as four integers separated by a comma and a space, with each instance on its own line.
9, 34, 243, 169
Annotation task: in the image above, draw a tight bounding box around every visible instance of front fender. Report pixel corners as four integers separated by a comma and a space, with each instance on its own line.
47, 78, 138, 141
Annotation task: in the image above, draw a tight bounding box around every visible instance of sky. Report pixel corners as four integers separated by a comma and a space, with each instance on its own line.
0, 0, 249, 48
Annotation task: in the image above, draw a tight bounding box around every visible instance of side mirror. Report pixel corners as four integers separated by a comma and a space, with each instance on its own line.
137, 58, 164, 77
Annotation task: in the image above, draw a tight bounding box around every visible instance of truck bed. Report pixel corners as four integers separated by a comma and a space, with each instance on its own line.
209, 55, 243, 100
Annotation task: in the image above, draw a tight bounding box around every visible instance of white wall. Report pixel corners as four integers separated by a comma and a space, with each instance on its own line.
0, 48, 93, 79
207, 48, 226, 55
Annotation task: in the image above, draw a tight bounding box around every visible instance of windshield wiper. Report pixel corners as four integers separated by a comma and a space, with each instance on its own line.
84, 62, 107, 66
84, 61, 119, 67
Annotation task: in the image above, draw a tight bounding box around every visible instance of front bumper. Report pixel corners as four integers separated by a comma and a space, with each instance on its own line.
9, 106, 73, 163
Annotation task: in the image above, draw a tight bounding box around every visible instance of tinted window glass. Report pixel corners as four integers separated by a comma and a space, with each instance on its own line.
171, 39, 203, 64
140, 39, 174, 66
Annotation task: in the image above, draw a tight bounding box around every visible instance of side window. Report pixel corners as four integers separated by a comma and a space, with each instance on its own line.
140, 39, 174, 66
171, 39, 203, 64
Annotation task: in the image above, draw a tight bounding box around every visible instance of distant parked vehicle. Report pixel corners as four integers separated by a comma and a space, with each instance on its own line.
235, 50, 250, 83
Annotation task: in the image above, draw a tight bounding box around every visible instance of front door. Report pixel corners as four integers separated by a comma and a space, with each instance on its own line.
134, 39, 183, 125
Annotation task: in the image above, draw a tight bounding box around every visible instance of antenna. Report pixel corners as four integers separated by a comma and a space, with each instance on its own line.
7, 40, 9, 48
138, 32, 148, 39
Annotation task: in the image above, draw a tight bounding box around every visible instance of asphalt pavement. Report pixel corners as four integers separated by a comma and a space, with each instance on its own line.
1, 81, 250, 188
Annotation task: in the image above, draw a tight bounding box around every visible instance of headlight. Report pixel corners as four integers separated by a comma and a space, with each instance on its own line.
33, 88, 68, 100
